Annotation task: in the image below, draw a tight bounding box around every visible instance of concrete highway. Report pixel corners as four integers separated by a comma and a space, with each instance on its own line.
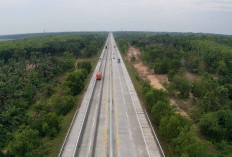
58, 33, 164, 157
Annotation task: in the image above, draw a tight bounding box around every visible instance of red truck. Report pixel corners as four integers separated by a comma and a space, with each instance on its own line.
96, 72, 102, 80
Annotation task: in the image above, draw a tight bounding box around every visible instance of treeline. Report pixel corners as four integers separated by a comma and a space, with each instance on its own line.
114, 32, 232, 156
0, 33, 105, 63
0, 33, 106, 156
0, 32, 106, 40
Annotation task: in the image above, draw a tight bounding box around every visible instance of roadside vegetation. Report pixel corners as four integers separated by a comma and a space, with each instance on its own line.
0, 33, 106, 156
115, 32, 232, 157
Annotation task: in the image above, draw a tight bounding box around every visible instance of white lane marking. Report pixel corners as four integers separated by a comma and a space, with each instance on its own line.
70, 37, 109, 157
114, 50, 136, 157
129, 129, 133, 142
87, 39, 109, 156
103, 44, 110, 157
126, 111, 129, 118
109, 36, 114, 157
112, 36, 151, 157
71, 41, 107, 157
87, 89, 101, 155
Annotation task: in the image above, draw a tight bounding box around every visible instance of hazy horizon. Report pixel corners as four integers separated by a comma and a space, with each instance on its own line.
1, 30, 232, 37
0, 0, 232, 36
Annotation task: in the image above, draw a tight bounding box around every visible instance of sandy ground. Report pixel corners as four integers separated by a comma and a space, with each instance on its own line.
26, 64, 35, 71
128, 46, 166, 90
127, 47, 133, 61
127, 46, 189, 118
134, 62, 165, 90
185, 72, 201, 83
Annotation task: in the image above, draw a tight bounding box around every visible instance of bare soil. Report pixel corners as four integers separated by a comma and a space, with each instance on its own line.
185, 72, 201, 83
26, 64, 35, 71
134, 62, 165, 90
127, 46, 189, 118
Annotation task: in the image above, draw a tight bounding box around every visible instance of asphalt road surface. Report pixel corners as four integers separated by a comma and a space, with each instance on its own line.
59, 33, 163, 157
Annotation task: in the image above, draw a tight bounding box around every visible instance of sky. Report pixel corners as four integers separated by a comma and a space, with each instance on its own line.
0, 0, 232, 35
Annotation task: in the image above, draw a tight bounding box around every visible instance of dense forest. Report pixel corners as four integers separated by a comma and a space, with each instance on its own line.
115, 32, 232, 157
0, 32, 104, 40
0, 33, 106, 156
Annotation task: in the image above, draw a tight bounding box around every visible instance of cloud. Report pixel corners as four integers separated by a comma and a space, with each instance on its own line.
192, 0, 232, 11
0, 0, 231, 35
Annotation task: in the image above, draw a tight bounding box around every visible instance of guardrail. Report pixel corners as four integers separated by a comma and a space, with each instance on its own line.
144, 110, 166, 157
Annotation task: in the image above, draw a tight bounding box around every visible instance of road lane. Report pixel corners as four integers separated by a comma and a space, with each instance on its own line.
59, 33, 163, 157
111, 34, 163, 157
92, 40, 111, 157
111, 35, 149, 157
58, 34, 109, 157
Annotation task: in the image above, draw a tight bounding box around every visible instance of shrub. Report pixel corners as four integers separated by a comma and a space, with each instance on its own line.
167, 70, 177, 81
50, 94, 75, 115
142, 82, 152, 95
42, 113, 60, 137
151, 101, 173, 124
171, 75, 190, 98
30, 112, 60, 138
172, 126, 209, 157
199, 112, 225, 142
78, 61, 92, 73
144, 88, 168, 112
7, 128, 40, 157
199, 110, 232, 142
190, 108, 204, 123
65, 70, 86, 95
159, 114, 191, 140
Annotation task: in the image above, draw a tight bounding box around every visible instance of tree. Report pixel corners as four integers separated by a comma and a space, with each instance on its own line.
191, 80, 205, 98
217, 110, 232, 141
217, 60, 228, 76
7, 128, 40, 157
0, 33, 107, 152
151, 101, 173, 124
153, 58, 169, 74
159, 114, 191, 140
42, 113, 60, 137
172, 126, 209, 157
199, 112, 224, 142
144, 88, 168, 112
78, 61, 92, 73
30, 112, 60, 138
50, 94, 75, 115
167, 70, 177, 81
81, 45, 97, 57
65, 71, 85, 95
24, 83, 36, 102
172, 75, 190, 98
142, 82, 152, 95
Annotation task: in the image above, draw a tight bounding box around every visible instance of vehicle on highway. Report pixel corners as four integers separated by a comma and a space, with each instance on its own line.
117, 58, 120, 63
96, 72, 102, 80
113, 56, 115, 59
105, 46, 107, 49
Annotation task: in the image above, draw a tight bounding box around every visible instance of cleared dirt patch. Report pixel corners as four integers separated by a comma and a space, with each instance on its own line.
128, 46, 189, 118
185, 72, 201, 83
170, 99, 190, 118
134, 62, 165, 90
26, 64, 35, 71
